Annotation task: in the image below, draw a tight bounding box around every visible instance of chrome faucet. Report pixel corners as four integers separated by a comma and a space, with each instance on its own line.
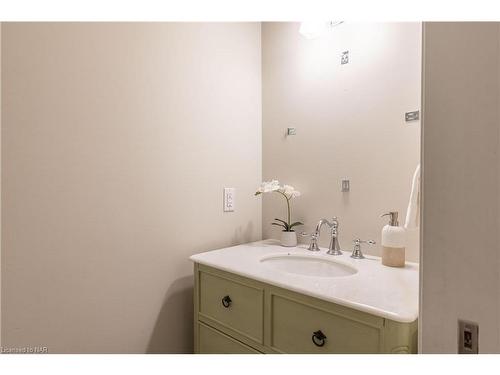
303, 217, 343, 255
325, 218, 342, 256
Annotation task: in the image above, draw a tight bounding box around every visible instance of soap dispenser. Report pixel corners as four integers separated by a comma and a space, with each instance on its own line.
380, 211, 406, 267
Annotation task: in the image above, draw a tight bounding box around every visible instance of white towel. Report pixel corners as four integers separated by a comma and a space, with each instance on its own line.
405, 164, 420, 229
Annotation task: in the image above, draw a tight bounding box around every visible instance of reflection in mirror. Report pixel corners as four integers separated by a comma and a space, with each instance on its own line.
262, 22, 421, 262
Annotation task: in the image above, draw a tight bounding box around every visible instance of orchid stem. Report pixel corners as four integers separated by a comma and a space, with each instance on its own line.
275, 190, 291, 230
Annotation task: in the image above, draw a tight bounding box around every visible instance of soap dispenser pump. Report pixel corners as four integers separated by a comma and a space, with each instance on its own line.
380, 211, 406, 267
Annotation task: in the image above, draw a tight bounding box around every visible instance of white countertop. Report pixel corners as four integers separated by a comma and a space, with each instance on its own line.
190, 239, 419, 323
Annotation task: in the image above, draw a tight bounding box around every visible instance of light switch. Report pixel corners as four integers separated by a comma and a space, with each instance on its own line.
223, 188, 235, 212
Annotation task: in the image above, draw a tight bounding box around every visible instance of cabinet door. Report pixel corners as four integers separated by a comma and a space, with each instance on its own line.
198, 270, 264, 343
270, 294, 382, 353
198, 323, 261, 354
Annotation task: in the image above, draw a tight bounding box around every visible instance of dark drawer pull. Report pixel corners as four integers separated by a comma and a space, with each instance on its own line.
221, 295, 232, 308
312, 330, 327, 347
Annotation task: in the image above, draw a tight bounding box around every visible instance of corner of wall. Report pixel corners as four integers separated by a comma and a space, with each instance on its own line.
418, 21, 426, 355
497, 21, 500, 354
0, 20, 3, 348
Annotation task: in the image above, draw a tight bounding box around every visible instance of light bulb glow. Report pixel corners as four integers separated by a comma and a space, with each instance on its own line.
299, 21, 344, 39
299, 21, 328, 39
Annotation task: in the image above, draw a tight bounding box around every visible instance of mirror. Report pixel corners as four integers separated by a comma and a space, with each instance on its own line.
261, 22, 421, 261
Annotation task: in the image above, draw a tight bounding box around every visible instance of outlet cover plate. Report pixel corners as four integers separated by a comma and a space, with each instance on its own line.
223, 188, 235, 212
341, 179, 350, 192
341, 51, 349, 65
405, 110, 420, 122
458, 320, 478, 354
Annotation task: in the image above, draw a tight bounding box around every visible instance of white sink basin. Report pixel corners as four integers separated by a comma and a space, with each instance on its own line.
260, 254, 357, 278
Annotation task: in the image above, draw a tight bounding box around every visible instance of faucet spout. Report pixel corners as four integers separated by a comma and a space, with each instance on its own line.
308, 217, 343, 255
314, 218, 332, 236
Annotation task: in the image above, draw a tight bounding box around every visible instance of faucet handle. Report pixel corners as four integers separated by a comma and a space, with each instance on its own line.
301, 231, 318, 240
353, 239, 376, 246
351, 239, 375, 259
301, 232, 321, 251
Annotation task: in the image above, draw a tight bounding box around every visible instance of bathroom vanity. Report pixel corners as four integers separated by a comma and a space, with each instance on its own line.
190, 240, 419, 354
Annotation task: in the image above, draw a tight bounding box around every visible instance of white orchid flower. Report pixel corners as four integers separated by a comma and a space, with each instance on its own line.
282, 185, 294, 194
281, 185, 301, 199
257, 180, 280, 194
254, 180, 303, 232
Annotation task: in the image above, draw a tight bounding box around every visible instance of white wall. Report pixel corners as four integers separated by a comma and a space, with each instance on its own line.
421, 22, 500, 353
262, 22, 421, 261
1, 23, 262, 353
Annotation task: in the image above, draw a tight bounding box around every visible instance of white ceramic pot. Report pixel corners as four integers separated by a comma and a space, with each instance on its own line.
280, 231, 297, 247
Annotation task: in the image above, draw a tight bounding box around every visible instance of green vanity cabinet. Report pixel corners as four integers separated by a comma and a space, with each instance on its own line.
198, 322, 262, 354
193, 263, 417, 354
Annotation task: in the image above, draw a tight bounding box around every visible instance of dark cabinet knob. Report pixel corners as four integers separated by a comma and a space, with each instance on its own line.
312, 330, 327, 347
221, 295, 232, 308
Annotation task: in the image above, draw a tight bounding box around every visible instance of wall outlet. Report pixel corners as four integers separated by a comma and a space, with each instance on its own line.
223, 188, 235, 212
341, 178, 350, 192
405, 110, 420, 122
341, 51, 349, 65
458, 320, 478, 354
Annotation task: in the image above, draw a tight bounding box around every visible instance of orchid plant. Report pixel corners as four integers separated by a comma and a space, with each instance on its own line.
255, 180, 303, 232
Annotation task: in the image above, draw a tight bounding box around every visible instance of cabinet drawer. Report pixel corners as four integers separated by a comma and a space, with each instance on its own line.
198, 323, 261, 354
270, 294, 382, 353
198, 270, 264, 343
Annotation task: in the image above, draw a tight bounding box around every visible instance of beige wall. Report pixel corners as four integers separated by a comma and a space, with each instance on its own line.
498, 23, 500, 354
0, 22, 2, 347
1, 23, 262, 353
421, 22, 499, 353
262, 22, 421, 260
